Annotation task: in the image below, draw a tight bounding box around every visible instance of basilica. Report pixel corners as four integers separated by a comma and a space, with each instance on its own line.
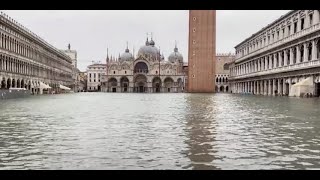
101, 38, 186, 93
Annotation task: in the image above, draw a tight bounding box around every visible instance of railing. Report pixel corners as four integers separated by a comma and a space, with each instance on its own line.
134, 69, 148, 74
236, 23, 320, 63
231, 59, 320, 80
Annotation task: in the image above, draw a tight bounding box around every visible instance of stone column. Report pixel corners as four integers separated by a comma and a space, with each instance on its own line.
314, 10, 320, 24
264, 80, 267, 95
265, 57, 268, 70
278, 52, 282, 67
304, 43, 308, 62
284, 50, 288, 66
261, 80, 264, 95
297, 46, 301, 63
272, 79, 276, 96
268, 79, 272, 96
290, 48, 294, 65
253, 81, 256, 94
274, 54, 277, 68
278, 79, 282, 96
312, 40, 317, 60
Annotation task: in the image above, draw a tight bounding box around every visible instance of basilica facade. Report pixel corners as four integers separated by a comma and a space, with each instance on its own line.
101, 38, 185, 93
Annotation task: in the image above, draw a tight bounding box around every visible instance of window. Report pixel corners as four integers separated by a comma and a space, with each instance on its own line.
277, 31, 279, 40
192, 74, 195, 78
156, 71, 158, 74
282, 29, 285, 38
301, 18, 304, 30
294, 22, 297, 33
193, 17, 196, 21
268, 36, 270, 44
193, 28, 196, 32
272, 34, 274, 42
113, 71, 115, 74
193, 40, 196, 44
309, 14, 313, 26
288, 26, 291, 36
125, 71, 127, 74
223, 63, 229, 70
94, 79, 96, 82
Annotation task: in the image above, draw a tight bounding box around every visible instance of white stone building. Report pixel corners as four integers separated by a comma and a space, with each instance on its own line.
87, 63, 106, 91
101, 38, 185, 93
229, 10, 320, 97
62, 44, 79, 92
215, 53, 235, 93
0, 12, 73, 95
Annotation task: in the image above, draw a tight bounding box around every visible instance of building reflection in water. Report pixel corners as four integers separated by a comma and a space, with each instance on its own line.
182, 93, 219, 170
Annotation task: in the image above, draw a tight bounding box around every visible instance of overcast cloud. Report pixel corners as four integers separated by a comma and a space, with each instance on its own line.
2, 10, 290, 71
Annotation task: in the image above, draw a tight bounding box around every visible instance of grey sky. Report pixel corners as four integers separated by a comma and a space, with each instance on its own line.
3, 10, 290, 71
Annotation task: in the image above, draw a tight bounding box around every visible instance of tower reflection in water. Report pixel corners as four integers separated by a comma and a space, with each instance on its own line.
183, 93, 219, 170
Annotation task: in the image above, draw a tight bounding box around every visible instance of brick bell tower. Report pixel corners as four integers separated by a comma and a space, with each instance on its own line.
188, 10, 216, 93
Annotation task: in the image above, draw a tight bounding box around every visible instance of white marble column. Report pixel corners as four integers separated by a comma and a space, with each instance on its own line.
264, 80, 267, 95
278, 79, 282, 96
304, 43, 308, 62
278, 52, 282, 67
290, 48, 294, 65
274, 54, 277, 68
284, 50, 288, 66
312, 40, 317, 60
314, 10, 320, 24
268, 79, 272, 96
272, 79, 276, 96
297, 46, 301, 63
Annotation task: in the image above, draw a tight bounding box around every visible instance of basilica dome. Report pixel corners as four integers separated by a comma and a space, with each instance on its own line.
120, 47, 133, 62
168, 45, 183, 63
138, 38, 161, 60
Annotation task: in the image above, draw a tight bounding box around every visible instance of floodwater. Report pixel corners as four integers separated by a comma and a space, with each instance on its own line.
0, 93, 320, 170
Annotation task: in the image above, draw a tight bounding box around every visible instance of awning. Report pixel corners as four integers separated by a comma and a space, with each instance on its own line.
40, 82, 51, 89
59, 84, 71, 90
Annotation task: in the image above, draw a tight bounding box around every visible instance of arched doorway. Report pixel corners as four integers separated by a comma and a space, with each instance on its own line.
21, 79, 25, 89
17, 79, 20, 88
134, 62, 148, 74
7, 78, 11, 89
220, 86, 224, 92
226, 86, 229, 92
152, 77, 161, 93
1, 77, 6, 89
108, 78, 118, 92
177, 78, 183, 92
164, 77, 174, 92
134, 74, 147, 93
120, 76, 129, 92
12, 79, 16, 88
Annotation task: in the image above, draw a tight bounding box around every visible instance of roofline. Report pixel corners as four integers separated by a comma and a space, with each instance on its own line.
234, 10, 295, 49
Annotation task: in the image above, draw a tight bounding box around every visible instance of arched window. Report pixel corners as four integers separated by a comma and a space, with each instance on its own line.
216, 77, 218, 83
223, 63, 229, 70
308, 42, 312, 61
300, 45, 304, 61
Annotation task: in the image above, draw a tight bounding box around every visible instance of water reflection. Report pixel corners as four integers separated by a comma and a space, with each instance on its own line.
0, 93, 320, 169
183, 94, 218, 170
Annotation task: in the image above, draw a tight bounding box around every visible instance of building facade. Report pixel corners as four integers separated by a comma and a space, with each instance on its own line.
101, 38, 185, 93
188, 10, 216, 93
215, 53, 235, 93
62, 44, 78, 92
87, 63, 106, 91
0, 12, 73, 94
229, 10, 320, 97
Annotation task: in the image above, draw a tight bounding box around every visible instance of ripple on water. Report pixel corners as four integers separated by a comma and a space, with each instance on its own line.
0, 93, 320, 169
